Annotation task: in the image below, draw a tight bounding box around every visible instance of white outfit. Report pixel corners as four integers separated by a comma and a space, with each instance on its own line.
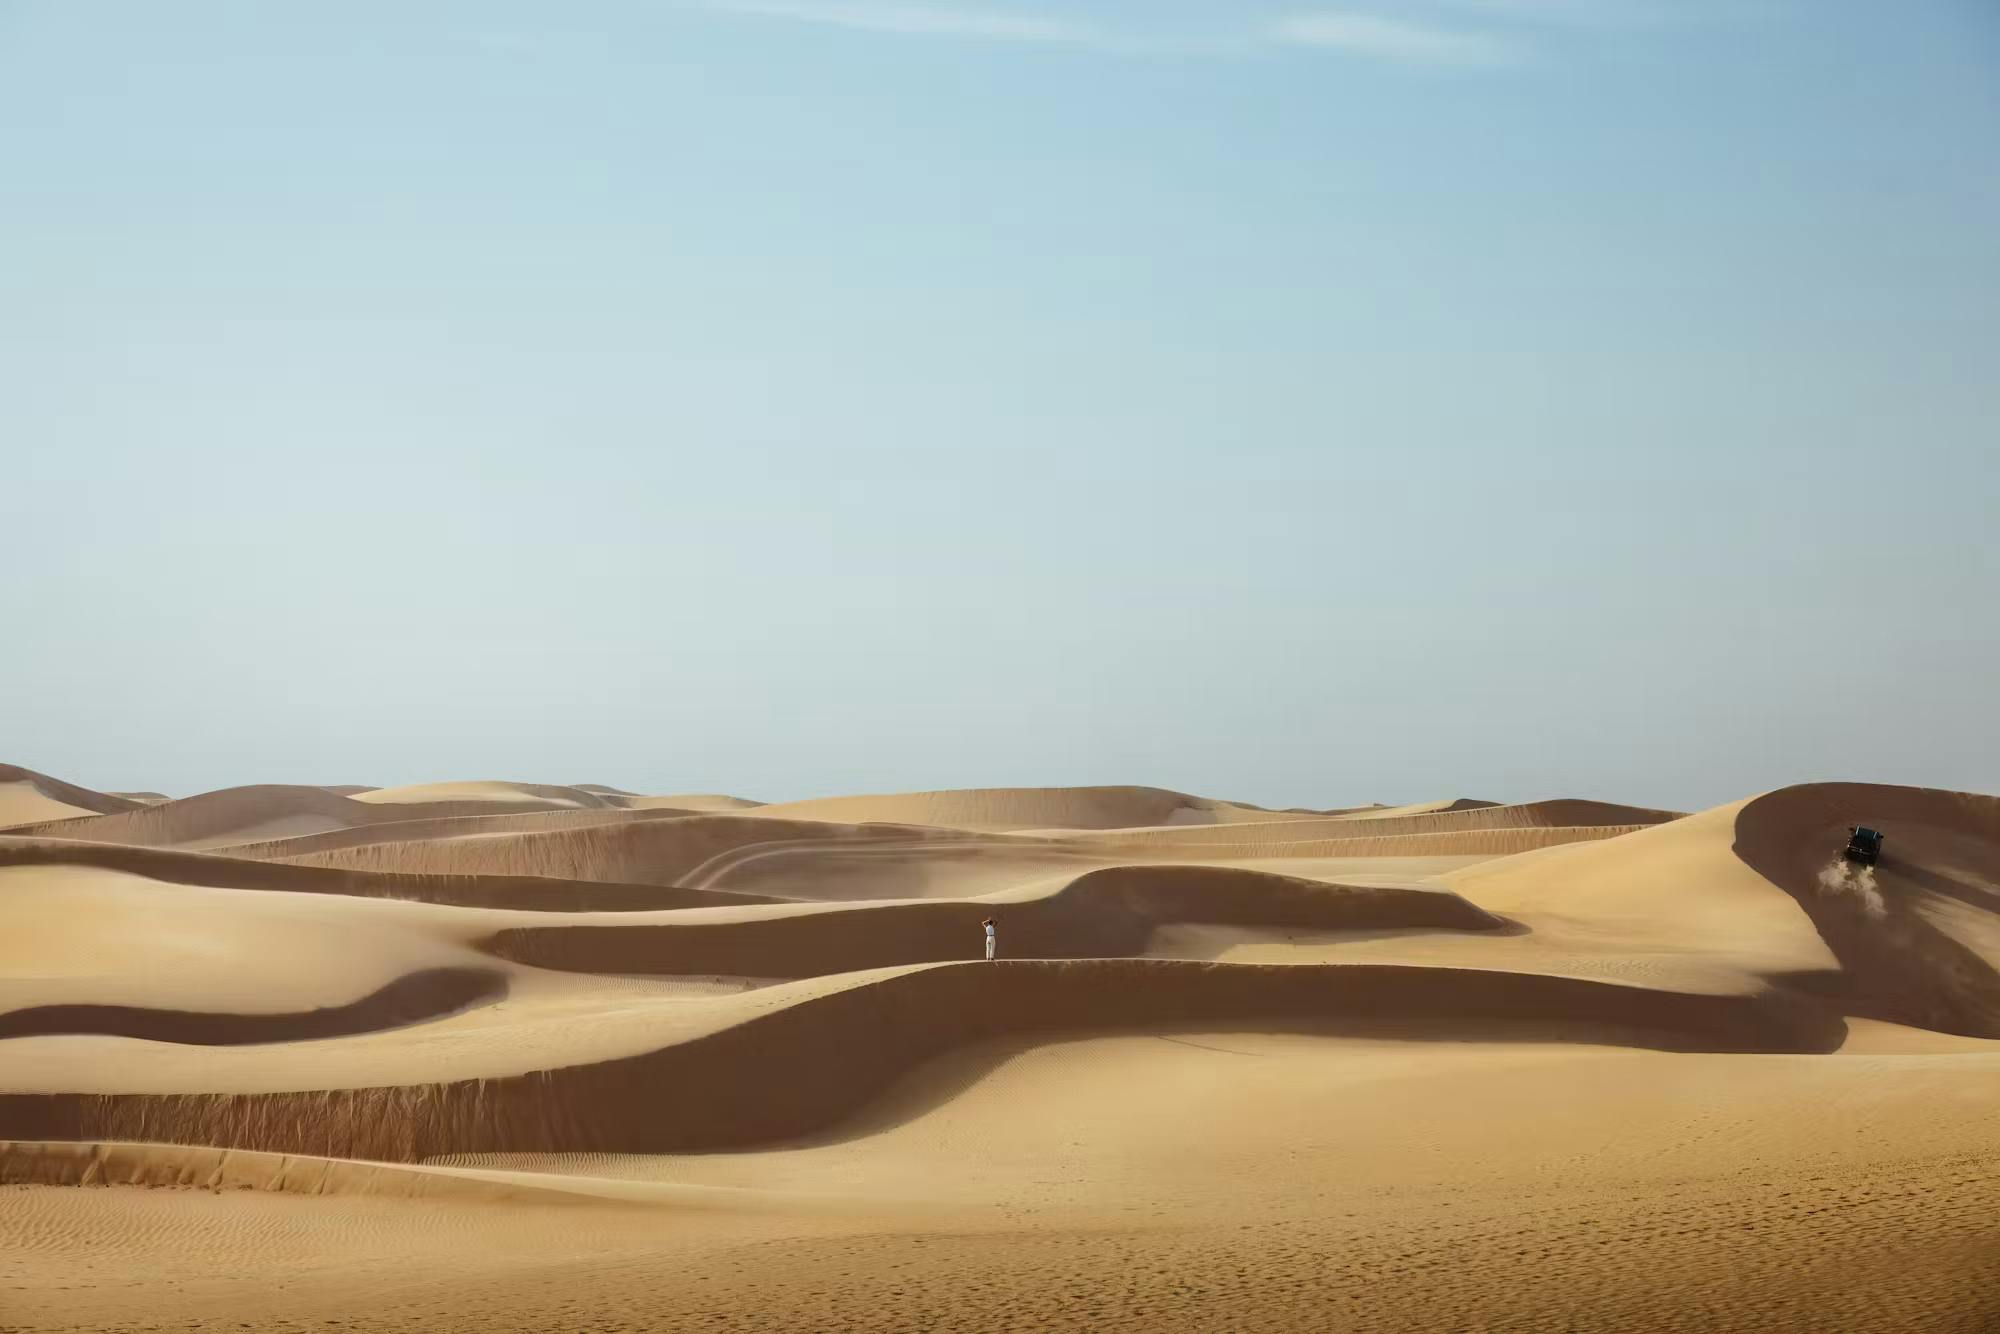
984, 924, 996, 961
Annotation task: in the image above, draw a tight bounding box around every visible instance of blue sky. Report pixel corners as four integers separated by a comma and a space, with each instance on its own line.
2, 1, 1995, 809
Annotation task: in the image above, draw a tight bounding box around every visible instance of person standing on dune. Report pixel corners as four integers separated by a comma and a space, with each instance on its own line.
982, 916, 997, 962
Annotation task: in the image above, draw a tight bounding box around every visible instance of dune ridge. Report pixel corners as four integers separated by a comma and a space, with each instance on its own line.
5, 783, 589, 850
4, 781, 732, 851
1069, 798, 1681, 847
0, 1140, 631, 1204
272, 814, 994, 887
0, 967, 505, 1045
0, 837, 776, 912
352, 780, 626, 808
484, 864, 1506, 979
746, 785, 1349, 832
210, 804, 706, 861
0, 959, 1843, 1161
1065, 823, 1654, 863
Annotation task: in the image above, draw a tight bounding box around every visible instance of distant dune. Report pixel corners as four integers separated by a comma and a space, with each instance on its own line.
352, 780, 625, 809
748, 784, 1349, 831
0, 764, 146, 828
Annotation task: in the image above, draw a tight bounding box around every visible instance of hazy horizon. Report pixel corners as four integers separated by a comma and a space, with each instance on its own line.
4, 0, 1996, 813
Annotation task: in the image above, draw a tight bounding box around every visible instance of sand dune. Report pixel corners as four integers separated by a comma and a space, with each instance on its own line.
273, 813, 991, 887
351, 780, 762, 813
5, 781, 718, 851
0, 967, 505, 1045
748, 784, 1347, 831
208, 803, 704, 860
4, 767, 1997, 1332
5, 783, 464, 849
0, 1140, 789, 1207
1434, 798, 1839, 989
485, 864, 1506, 979
0, 763, 146, 828
353, 780, 624, 808
1071, 796, 1680, 846
624, 792, 767, 812
1318, 796, 1499, 820
673, 821, 1651, 902
0, 959, 1847, 1162
0, 836, 775, 912
1733, 782, 2000, 1035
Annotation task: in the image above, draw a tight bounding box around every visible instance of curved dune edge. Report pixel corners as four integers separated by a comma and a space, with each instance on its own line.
679, 824, 1652, 897
1059, 824, 1653, 862
0, 1139, 579, 1202
239, 815, 1651, 893
208, 804, 704, 861
0, 838, 778, 911
0, 967, 505, 1046
736, 784, 1424, 836
0, 1140, 803, 1209
1734, 782, 2000, 1037
744, 785, 1341, 831
0, 1140, 868, 1211
1070, 799, 1681, 846
0, 960, 1844, 1162
483, 865, 1508, 979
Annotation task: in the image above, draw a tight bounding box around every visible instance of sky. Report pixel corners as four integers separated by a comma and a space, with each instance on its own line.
2, 0, 1996, 811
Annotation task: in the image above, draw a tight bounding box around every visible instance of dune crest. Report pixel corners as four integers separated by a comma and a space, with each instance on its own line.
747, 785, 1345, 831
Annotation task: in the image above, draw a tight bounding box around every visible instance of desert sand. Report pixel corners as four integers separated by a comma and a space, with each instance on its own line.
2, 766, 1996, 1332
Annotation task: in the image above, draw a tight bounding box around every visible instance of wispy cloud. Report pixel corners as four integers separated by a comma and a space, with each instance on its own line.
1271, 12, 1522, 66
693, 0, 1667, 67
707, 1, 1096, 45
1412, 0, 1671, 27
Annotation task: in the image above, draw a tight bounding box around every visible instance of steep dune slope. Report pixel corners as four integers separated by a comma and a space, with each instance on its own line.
1733, 782, 2000, 1036
1430, 782, 2000, 1027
